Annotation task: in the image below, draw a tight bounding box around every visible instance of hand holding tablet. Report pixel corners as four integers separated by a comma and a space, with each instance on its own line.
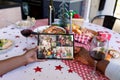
37, 34, 74, 59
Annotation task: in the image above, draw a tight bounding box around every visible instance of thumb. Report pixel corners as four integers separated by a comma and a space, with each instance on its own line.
30, 46, 38, 51
26, 46, 38, 53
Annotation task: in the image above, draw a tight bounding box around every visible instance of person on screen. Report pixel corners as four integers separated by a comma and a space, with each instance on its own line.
74, 46, 120, 80
0, 47, 44, 76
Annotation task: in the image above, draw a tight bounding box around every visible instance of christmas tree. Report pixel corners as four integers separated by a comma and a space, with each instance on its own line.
57, 1, 69, 27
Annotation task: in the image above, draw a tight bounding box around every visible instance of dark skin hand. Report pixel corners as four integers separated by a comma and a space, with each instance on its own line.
74, 46, 109, 74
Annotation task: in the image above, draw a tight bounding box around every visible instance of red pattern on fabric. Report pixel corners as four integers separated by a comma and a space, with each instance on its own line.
34, 66, 42, 72
32, 42, 35, 45
62, 60, 109, 80
98, 31, 111, 40
68, 69, 73, 73
74, 42, 90, 51
74, 34, 91, 44
23, 48, 28, 51
15, 45, 19, 47
61, 41, 109, 80
55, 65, 63, 71
15, 35, 20, 38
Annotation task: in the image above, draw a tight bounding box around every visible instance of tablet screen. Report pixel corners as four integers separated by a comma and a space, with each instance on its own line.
37, 34, 74, 59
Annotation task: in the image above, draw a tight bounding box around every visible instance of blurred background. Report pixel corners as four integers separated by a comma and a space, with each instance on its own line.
0, 0, 119, 22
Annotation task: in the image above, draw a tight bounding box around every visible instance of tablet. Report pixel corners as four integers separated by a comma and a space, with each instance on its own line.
37, 33, 74, 59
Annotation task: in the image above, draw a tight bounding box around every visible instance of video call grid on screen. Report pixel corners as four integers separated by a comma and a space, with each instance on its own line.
37, 33, 74, 59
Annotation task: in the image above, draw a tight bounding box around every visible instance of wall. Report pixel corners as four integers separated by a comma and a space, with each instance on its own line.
89, 0, 100, 21
98, 0, 116, 15
83, 0, 91, 22
84, 0, 116, 22
0, 7, 22, 28
114, 0, 120, 18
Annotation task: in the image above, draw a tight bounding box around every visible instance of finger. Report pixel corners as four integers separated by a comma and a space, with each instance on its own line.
28, 46, 38, 52
36, 59, 47, 62
32, 46, 38, 51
